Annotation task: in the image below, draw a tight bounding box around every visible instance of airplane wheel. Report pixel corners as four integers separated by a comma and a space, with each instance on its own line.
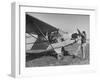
57, 54, 64, 60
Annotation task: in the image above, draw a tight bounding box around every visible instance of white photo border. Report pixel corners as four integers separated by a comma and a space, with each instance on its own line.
12, 2, 96, 78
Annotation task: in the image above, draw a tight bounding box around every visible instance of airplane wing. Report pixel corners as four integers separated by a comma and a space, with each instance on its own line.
26, 14, 58, 35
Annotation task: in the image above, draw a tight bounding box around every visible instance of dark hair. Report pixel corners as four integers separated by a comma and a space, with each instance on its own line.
82, 31, 86, 34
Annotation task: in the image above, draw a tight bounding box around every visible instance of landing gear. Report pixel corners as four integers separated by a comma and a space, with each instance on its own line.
57, 54, 64, 60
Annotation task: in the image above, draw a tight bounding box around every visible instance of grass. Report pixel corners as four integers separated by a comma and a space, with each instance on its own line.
26, 43, 89, 67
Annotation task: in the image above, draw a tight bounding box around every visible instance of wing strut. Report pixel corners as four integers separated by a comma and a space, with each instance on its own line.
33, 22, 55, 50
29, 33, 38, 39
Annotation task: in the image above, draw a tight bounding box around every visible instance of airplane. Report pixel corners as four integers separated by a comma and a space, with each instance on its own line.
26, 14, 84, 60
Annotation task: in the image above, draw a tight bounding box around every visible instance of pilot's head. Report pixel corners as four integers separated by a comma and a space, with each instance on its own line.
82, 31, 86, 34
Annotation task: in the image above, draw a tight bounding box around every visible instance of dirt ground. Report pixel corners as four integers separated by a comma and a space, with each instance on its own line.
26, 43, 89, 67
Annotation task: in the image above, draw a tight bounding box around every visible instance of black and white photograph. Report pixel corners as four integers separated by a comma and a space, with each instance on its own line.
25, 12, 90, 67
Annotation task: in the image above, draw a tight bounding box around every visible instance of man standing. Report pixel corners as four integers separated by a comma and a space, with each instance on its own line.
81, 31, 87, 59
77, 29, 87, 59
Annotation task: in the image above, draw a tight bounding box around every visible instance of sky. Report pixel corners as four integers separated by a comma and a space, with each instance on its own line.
27, 12, 90, 39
